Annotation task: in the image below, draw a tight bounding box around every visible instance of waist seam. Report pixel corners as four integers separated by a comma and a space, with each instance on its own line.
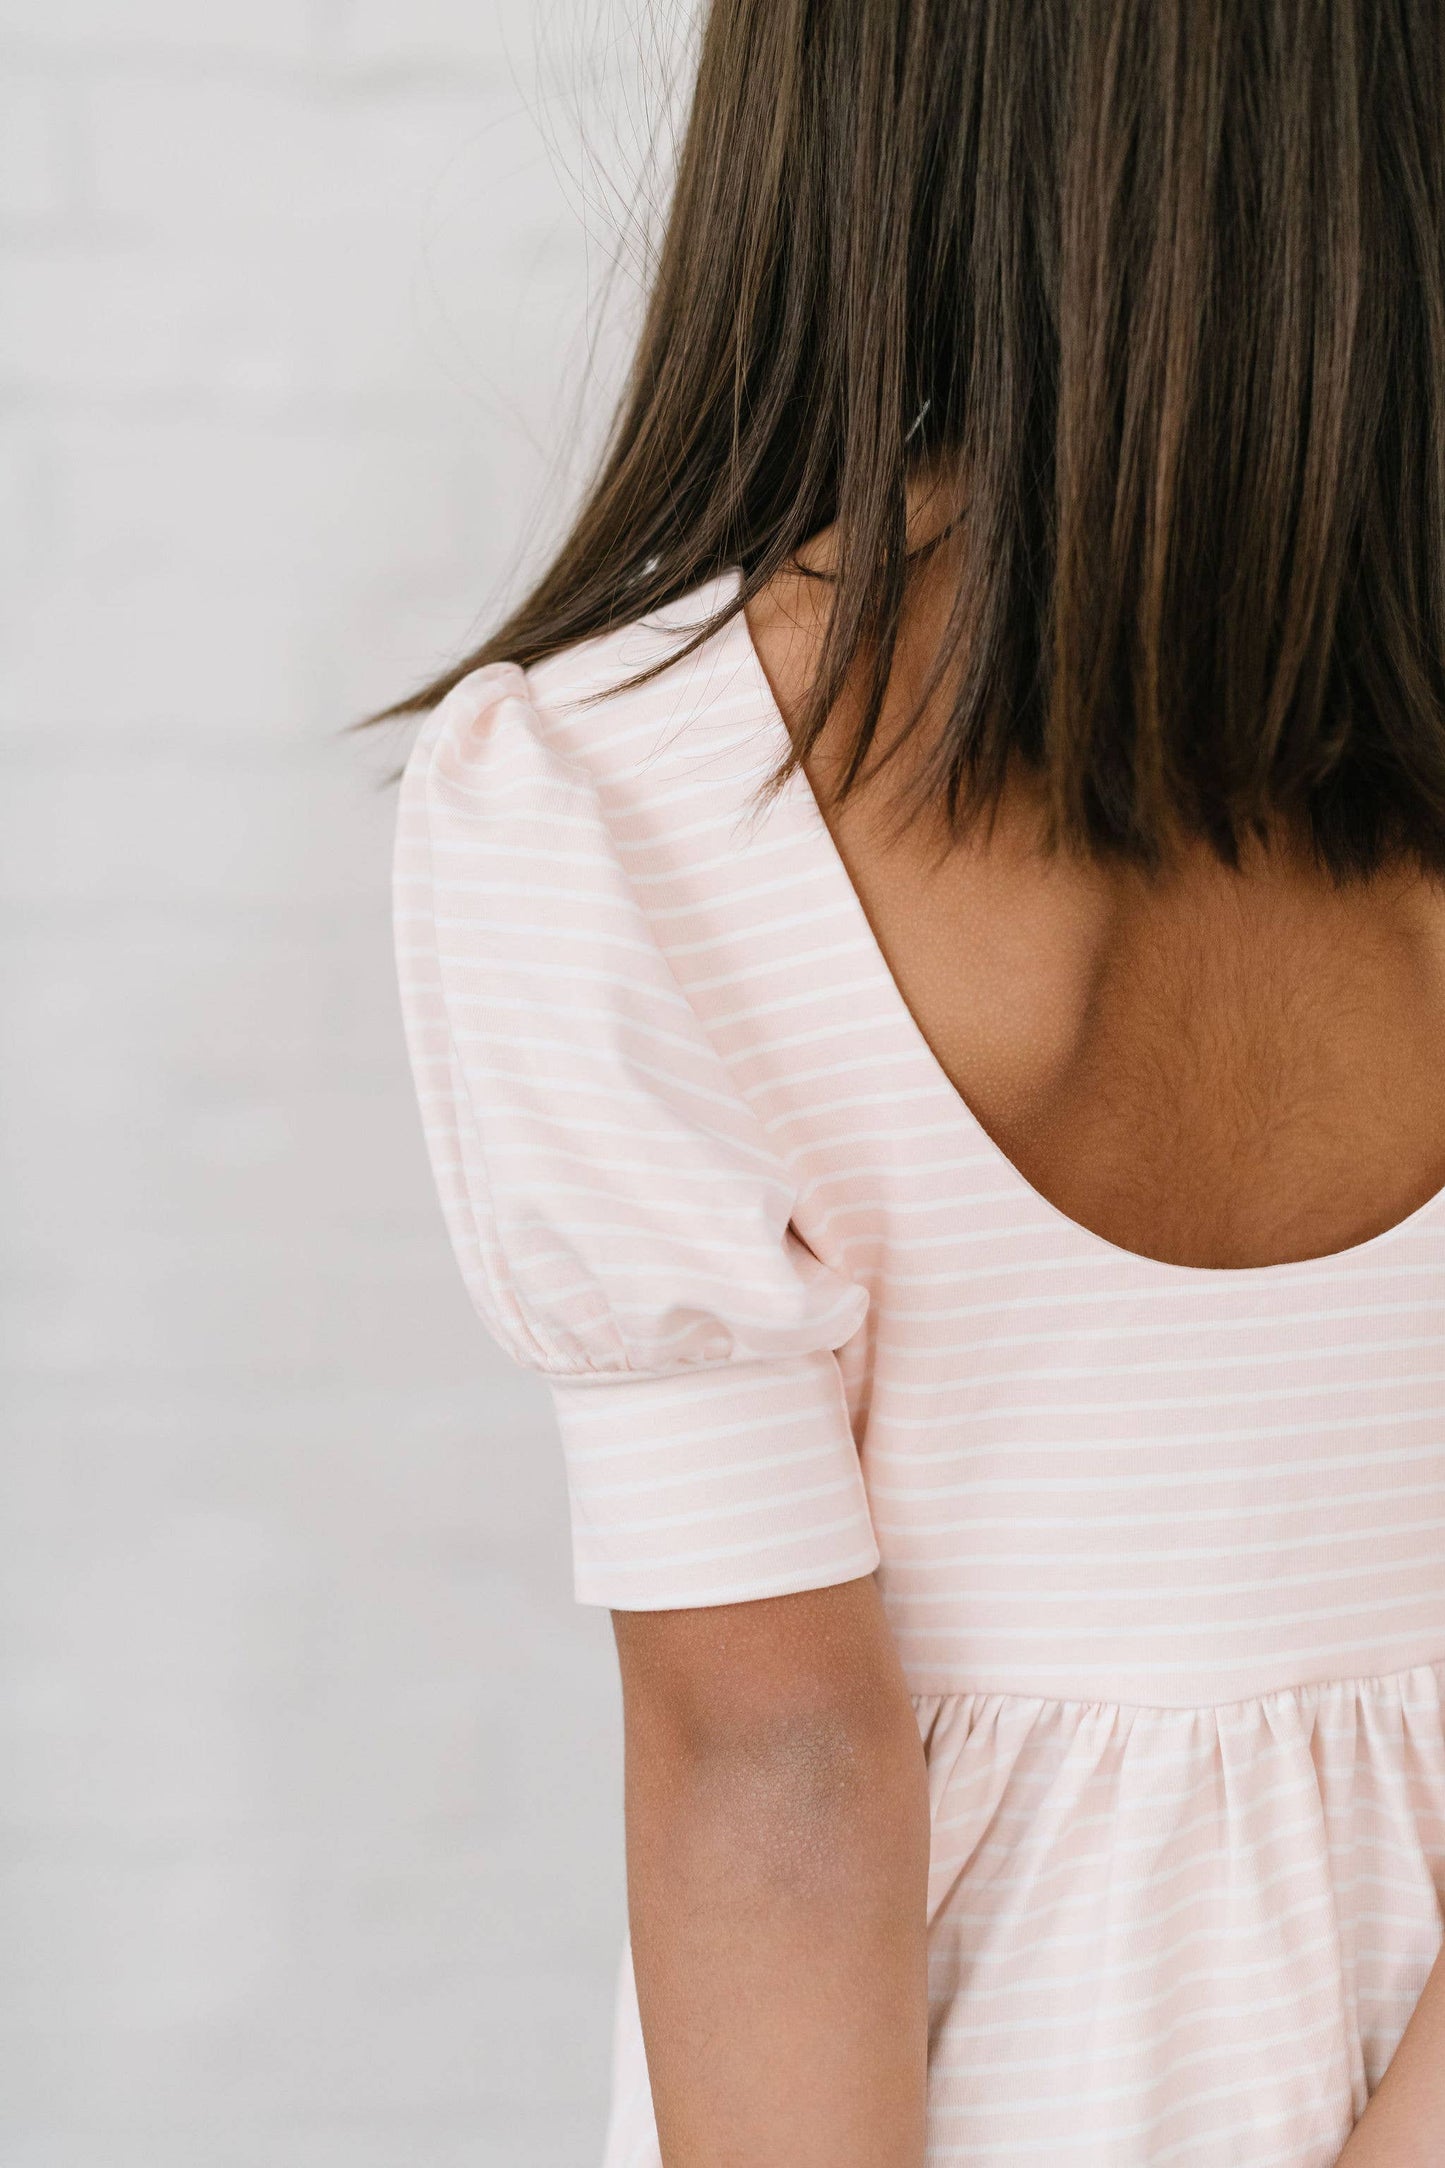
905, 1651, 1445, 1718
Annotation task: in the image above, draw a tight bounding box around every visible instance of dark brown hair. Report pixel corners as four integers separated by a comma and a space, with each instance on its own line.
381, 0, 1445, 879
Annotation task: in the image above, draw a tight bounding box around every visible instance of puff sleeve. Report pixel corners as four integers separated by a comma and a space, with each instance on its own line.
393, 664, 878, 1609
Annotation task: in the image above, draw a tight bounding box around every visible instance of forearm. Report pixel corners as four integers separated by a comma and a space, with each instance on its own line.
615, 1587, 931, 2166
1335, 1945, 1445, 2167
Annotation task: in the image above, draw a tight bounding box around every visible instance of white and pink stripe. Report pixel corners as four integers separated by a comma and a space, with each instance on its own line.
395, 573, 1445, 2166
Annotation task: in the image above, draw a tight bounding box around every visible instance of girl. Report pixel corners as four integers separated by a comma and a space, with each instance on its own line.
390, 4, 1445, 2161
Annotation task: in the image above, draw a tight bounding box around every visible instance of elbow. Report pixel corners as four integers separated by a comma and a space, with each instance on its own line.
623, 1674, 928, 1901
708, 1704, 923, 1897
612, 1579, 929, 1901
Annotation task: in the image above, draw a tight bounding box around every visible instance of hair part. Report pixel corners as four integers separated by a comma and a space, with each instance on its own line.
379, 0, 1445, 882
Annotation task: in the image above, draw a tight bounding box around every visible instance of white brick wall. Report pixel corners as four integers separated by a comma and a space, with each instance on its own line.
0, 6, 680, 2160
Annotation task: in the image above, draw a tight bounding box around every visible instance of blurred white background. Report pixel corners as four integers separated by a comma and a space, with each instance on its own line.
1, 3, 687, 2160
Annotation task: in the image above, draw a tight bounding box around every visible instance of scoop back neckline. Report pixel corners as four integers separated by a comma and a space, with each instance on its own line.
685, 566, 1445, 1286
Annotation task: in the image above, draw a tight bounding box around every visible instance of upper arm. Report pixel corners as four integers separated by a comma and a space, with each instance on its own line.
611, 1576, 916, 1763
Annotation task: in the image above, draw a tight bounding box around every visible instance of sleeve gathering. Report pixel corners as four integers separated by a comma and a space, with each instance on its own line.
392, 664, 878, 1609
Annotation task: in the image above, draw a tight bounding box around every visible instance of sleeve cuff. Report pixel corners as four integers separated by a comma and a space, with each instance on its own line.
547, 1349, 880, 1609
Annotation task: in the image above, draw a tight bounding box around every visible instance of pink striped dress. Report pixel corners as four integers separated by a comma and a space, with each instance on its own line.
394, 573, 1445, 2167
